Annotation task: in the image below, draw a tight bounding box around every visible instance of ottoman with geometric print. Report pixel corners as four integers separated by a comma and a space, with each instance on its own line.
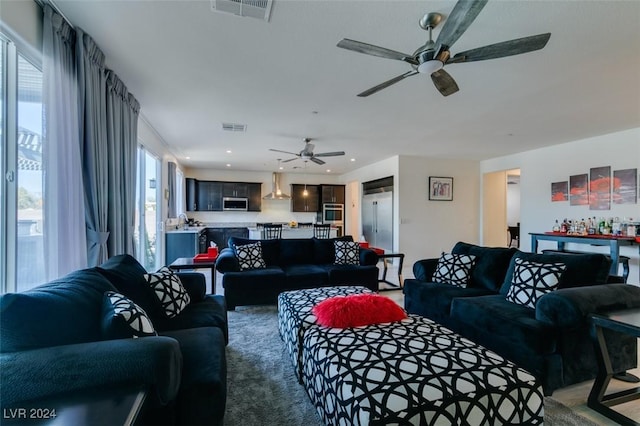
301, 314, 544, 425
277, 286, 373, 382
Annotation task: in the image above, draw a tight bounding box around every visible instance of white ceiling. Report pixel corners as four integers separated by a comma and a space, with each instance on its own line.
54, 0, 640, 175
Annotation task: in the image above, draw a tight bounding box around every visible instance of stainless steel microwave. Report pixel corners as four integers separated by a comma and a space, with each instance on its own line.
222, 197, 248, 211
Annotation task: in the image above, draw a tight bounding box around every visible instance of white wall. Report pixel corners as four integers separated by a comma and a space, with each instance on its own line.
341, 155, 480, 278
0, 0, 42, 55
481, 127, 640, 285
398, 156, 480, 271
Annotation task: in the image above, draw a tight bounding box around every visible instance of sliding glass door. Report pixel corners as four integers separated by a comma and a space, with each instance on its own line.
135, 146, 161, 271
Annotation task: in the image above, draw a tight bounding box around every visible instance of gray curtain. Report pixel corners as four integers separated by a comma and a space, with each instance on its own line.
105, 70, 140, 257
42, 5, 88, 278
167, 161, 177, 218
77, 29, 109, 266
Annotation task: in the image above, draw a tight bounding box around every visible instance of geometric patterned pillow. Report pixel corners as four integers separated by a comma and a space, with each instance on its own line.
144, 266, 191, 318
334, 241, 360, 265
234, 242, 267, 271
505, 258, 566, 308
101, 291, 157, 339
431, 252, 477, 287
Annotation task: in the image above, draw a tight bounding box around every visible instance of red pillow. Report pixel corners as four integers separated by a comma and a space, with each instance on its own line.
312, 294, 407, 328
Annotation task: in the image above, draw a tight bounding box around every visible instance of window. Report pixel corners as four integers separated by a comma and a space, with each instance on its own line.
176, 168, 185, 216
1, 35, 44, 292
134, 146, 161, 271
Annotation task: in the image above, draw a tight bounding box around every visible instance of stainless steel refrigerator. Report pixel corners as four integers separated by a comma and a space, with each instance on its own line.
362, 191, 393, 252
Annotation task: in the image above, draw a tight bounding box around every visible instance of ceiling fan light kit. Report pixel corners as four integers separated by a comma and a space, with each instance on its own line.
337, 0, 550, 97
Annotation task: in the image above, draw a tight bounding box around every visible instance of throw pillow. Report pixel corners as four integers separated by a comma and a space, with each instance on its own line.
313, 294, 407, 328
432, 252, 477, 287
102, 291, 157, 339
505, 258, 567, 309
144, 266, 191, 318
234, 242, 267, 271
334, 240, 360, 265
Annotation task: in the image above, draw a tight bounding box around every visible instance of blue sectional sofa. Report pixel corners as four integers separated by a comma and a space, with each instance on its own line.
0, 254, 227, 426
403, 241, 640, 395
216, 236, 379, 310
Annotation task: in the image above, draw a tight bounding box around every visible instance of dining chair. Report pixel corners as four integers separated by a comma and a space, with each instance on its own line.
313, 224, 331, 239
263, 224, 282, 239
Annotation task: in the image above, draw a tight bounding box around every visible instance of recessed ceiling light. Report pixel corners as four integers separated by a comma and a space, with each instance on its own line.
326, 169, 331, 173
186, 156, 191, 159
279, 166, 283, 170
350, 158, 355, 162
226, 150, 232, 154
226, 163, 231, 167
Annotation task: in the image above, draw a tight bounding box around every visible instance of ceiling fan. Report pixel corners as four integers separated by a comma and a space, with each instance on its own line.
336, 0, 551, 97
269, 138, 345, 165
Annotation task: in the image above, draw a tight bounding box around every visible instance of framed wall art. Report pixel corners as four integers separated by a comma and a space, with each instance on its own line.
429, 176, 453, 201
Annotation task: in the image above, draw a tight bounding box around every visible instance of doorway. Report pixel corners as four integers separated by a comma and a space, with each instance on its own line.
482, 169, 520, 247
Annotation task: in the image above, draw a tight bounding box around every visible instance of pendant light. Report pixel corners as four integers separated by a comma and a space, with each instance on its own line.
303, 161, 309, 197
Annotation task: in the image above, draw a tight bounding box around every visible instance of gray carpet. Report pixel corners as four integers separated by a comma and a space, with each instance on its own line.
224, 305, 597, 426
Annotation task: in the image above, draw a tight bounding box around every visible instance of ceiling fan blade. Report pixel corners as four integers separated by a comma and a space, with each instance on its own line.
310, 157, 326, 165
269, 148, 298, 156
281, 157, 299, 163
435, 0, 488, 50
357, 70, 418, 97
314, 151, 345, 157
431, 69, 459, 97
451, 33, 551, 63
337, 39, 417, 65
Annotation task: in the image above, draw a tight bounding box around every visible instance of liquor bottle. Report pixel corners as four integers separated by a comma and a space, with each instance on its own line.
560, 218, 568, 233
552, 220, 560, 232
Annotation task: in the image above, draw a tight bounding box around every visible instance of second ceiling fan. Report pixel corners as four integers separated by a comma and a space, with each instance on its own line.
269, 138, 345, 165
337, 0, 551, 97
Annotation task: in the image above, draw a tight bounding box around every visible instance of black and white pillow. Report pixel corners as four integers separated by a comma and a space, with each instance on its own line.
144, 266, 191, 318
102, 291, 157, 339
432, 253, 476, 287
506, 258, 566, 308
334, 241, 360, 265
234, 242, 267, 271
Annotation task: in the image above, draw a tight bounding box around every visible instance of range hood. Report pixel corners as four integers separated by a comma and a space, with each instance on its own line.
263, 172, 291, 200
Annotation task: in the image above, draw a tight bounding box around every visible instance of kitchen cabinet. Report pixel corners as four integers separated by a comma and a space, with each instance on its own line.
185, 179, 262, 211
197, 181, 222, 211
321, 184, 345, 204
291, 184, 320, 212
222, 182, 248, 198
206, 227, 249, 250
247, 183, 262, 211
186, 178, 198, 211
166, 230, 206, 264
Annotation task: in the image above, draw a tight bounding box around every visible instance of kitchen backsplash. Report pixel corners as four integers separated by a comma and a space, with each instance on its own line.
187, 200, 318, 225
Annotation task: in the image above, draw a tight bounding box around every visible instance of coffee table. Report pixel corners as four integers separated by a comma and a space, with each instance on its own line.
588, 308, 640, 426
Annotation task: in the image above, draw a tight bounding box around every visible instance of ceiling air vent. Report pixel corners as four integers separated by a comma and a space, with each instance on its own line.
222, 123, 247, 132
211, 0, 274, 22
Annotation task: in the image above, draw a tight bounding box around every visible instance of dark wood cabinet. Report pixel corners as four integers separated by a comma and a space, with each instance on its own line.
187, 179, 261, 211
186, 178, 198, 211
291, 184, 320, 212
206, 227, 249, 250
321, 184, 345, 204
222, 182, 248, 198
197, 181, 222, 211
247, 183, 262, 211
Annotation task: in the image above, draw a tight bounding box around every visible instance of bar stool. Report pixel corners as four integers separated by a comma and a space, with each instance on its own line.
263, 224, 282, 239
313, 224, 331, 239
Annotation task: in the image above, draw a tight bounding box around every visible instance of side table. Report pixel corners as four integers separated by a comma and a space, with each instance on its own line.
588, 308, 640, 426
169, 257, 217, 294
377, 252, 405, 291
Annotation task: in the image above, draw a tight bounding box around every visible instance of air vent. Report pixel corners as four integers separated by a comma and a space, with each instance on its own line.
211, 0, 273, 22
222, 123, 247, 132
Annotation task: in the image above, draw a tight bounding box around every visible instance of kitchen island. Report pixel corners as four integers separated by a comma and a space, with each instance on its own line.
248, 226, 337, 239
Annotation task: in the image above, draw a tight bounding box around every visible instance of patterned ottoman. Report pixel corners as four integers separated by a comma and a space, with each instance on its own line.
277, 286, 373, 382
301, 315, 544, 425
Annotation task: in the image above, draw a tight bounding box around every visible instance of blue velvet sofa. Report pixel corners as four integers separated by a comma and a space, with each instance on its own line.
216, 236, 379, 310
403, 241, 640, 396
0, 254, 227, 426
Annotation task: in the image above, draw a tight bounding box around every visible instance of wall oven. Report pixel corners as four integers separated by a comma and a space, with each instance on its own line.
323, 203, 344, 224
